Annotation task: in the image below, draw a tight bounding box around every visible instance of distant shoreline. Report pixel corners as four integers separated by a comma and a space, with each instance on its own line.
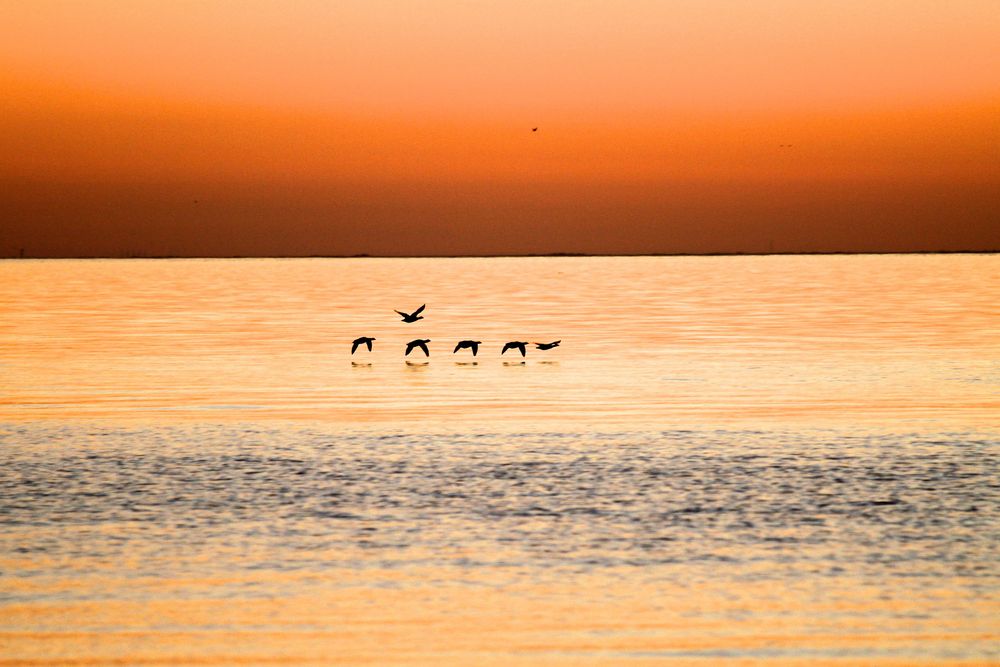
2, 250, 996, 260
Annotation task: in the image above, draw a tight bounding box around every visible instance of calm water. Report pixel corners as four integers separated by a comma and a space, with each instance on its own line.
0, 255, 998, 665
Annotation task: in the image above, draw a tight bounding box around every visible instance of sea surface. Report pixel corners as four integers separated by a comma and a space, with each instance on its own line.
0, 255, 998, 665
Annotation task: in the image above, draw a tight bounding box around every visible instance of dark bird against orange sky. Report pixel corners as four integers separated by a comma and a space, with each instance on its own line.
453, 340, 481, 356
501, 341, 528, 357
405, 339, 431, 356
395, 304, 426, 323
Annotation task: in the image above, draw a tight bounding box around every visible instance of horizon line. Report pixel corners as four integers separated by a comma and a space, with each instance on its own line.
2, 250, 997, 261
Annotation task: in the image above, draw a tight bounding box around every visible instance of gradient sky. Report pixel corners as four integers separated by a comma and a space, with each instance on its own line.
1, 0, 998, 256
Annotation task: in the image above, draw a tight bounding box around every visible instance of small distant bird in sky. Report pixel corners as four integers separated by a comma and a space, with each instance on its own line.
501, 341, 528, 357
351, 336, 375, 354
534, 340, 561, 350
532, 127, 538, 132
395, 304, 426, 323
405, 339, 431, 357
453, 340, 481, 356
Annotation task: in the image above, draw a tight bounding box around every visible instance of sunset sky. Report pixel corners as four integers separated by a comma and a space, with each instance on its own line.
1, 0, 998, 256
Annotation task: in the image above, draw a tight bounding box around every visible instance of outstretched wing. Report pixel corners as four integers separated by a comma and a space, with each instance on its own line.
416, 341, 429, 356
516, 343, 526, 357
412, 304, 426, 316
394, 309, 407, 319
453, 342, 462, 353
365, 339, 373, 351
470, 342, 479, 356
351, 340, 360, 354
501, 342, 513, 355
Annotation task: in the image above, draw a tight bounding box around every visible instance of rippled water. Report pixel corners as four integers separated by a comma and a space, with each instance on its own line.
0, 255, 998, 664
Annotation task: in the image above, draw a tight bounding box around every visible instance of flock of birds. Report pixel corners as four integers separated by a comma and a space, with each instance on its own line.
351, 304, 560, 358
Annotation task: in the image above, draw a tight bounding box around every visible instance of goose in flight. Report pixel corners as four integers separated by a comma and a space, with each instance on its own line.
395, 304, 426, 323
453, 340, 481, 356
534, 340, 560, 351
351, 336, 375, 354
501, 341, 528, 357
405, 339, 431, 357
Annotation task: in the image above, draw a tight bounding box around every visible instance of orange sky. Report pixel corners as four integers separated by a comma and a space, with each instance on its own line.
1, 0, 998, 256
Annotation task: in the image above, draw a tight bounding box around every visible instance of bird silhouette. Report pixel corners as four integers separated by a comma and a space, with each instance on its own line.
351, 336, 375, 354
453, 340, 481, 356
395, 304, 426, 323
532, 127, 538, 132
405, 339, 431, 356
534, 340, 561, 350
501, 341, 528, 357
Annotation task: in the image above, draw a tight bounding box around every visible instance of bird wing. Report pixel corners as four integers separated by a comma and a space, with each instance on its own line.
405, 342, 414, 355
412, 304, 426, 316
501, 342, 512, 355
365, 339, 373, 351
417, 341, 429, 356
453, 342, 462, 353
517, 344, 526, 357
394, 310, 407, 318
470, 342, 479, 356
351, 340, 360, 354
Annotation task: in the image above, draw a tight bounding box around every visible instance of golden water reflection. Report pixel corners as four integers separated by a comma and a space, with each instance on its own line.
0, 256, 998, 665
0, 255, 997, 430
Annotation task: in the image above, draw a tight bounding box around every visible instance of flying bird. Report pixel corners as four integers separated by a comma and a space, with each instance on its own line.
534, 340, 561, 350
453, 340, 481, 356
501, 341, 528, 357
351, 336, 375, 354
395, 304, 426, 323
405, 339, 431, 357
532, 127, 538, 132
